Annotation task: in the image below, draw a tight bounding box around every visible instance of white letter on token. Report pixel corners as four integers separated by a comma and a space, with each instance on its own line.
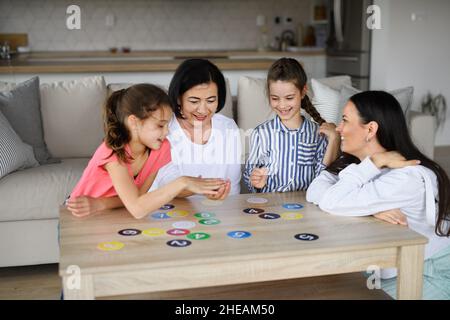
66, 265, 81, 290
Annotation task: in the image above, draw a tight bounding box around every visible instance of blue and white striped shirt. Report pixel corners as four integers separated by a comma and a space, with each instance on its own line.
244, 116, 328, 193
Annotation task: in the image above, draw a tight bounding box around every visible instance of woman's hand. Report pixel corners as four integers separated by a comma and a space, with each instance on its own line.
183, 176, 226, 196
371, 151, 420, 169
319, 122, 339, 141
373, 209, 408, 226
250, 167, 269, 189
66, 196, 105, 218
207, 179, 231, 200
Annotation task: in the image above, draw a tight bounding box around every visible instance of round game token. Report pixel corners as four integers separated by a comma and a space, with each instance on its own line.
118, 228, 141, 236
282, 203, 304, 210
167, 239, 192, 248
172, 221, 196, 229
159, 204, 175, 210
281, 212, 304, 220
167, 228, 190, 236
187, 232, 211, 240
194, 212, 216, 219
243, 208, 265, 214
142, 228, 165, 237
201, 199, 224, 206
167, 210, 189, 218
294, 233, 319, 241
198, 218, 221, 225
227, 231, 252, 239
151, 212, 171, 220
97, 241, 124, 251
258, 213, 280, 220
246, 197, 268, 204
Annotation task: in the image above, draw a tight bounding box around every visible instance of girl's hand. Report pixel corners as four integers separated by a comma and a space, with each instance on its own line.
371, 151, 420, 169
250, 167, 269, 189
207, 179, 231, 200
183, 177, 226, 196
373, 209, 408, 226
66, 196, 105, 218
319, 122, 339, 140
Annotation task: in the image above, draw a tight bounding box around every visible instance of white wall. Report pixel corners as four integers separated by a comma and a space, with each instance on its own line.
371, 0, 450, 146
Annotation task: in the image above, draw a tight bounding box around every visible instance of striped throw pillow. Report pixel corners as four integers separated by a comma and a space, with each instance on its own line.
0, 111, 39, 180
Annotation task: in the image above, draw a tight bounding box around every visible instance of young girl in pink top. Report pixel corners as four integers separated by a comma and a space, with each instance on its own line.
67, 84, 226, 219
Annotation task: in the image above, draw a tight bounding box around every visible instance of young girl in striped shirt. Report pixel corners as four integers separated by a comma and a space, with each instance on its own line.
244, 58, 341, 193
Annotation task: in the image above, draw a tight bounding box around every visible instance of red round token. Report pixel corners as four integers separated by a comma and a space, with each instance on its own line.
166, 228, 190, 236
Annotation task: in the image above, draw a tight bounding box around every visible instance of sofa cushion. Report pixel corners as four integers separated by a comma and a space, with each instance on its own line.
40, 76, 107, 158
0, 158, 89, 222
0, 110, 39, 179
339, 85, 414, 121
0, 77, 55, 164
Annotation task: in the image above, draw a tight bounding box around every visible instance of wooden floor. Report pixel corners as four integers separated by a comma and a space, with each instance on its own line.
0, 263, 391, 300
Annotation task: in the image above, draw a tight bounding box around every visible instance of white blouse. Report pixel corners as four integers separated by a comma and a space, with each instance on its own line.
149, 113, 242, 195
306, 157, 450, 278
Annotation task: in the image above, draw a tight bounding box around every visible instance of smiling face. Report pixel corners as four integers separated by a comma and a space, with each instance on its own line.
336, 101, 373, 159
268, 80, 304, 122
178, 82, 218, 126
132, 105, 172, 150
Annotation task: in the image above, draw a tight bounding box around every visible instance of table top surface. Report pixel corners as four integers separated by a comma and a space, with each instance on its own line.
58, 192, 428, 276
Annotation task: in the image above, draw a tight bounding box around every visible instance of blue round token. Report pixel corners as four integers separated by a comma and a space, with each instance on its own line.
227, 231, 252, 239
258, 213, 280, 220
159, 204, 175, 210
151, 212, 171, 220
282, 203, 304, 210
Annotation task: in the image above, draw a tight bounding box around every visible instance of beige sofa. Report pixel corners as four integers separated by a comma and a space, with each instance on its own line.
0, 75, 435, 268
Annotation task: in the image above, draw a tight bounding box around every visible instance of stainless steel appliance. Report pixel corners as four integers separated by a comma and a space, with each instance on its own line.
326, 0, 372, 90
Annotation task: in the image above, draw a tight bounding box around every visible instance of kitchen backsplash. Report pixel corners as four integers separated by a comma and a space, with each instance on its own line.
0, 0, 313, 51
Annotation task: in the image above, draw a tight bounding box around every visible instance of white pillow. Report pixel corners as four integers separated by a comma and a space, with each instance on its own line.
40, 76, 107, 158
311, 79, 342, 124
339, 85, 414, 119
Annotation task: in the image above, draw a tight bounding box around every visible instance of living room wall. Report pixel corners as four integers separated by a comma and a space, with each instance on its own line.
370, 0, 450, 146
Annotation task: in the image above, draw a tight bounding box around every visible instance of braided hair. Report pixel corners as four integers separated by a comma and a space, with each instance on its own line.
267, 58, 325, 125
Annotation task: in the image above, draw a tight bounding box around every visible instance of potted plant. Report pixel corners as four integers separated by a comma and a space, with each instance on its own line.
421, 92, 447, 131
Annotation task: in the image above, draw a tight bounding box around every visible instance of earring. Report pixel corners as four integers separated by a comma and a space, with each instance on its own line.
366, 136, 370, 142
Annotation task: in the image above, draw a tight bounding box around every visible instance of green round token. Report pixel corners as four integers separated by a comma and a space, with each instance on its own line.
198, 218, 221, 225
187, 232, 211, 240
194, 212, 216, 219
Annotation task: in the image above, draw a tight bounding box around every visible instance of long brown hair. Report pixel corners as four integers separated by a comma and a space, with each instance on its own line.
104, 83, 170, 163
267, 58, 325, 124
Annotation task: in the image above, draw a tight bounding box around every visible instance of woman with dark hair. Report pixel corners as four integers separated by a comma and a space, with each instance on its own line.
149, 59, 242, 199
306, 91, 450, 299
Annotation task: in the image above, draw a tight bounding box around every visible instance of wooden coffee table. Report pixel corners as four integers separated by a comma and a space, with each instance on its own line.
59, 191, 427, 300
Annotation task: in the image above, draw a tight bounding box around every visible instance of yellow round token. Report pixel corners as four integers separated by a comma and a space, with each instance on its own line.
97, 241, 124, 251
281, 212, 304, 220
167, 210, 189, 218
142, 228, 165, 237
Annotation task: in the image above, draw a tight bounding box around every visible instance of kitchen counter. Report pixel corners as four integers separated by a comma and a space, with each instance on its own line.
0, 49, 325, 74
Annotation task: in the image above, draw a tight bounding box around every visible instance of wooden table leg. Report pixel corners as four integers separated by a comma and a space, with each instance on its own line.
62, 274, 95, 300
397, 245, 425, 300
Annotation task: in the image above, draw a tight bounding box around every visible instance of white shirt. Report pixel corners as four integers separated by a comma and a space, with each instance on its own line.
149, 113, 242, 195
306, 157, 450, 278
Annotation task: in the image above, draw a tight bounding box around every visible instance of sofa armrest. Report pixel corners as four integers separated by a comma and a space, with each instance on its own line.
409, 111, 436, 160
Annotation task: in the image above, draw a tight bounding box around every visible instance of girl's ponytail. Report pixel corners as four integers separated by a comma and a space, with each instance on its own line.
104, 89, 131, 163
302, 95, 325, 125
